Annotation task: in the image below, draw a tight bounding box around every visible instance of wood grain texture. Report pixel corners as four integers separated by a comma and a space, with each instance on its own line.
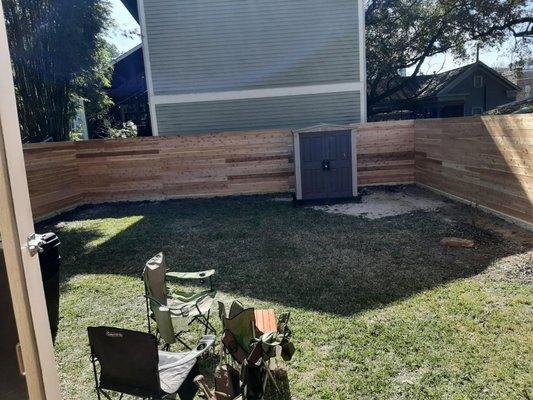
24, 117, 532, 225
24, 123, 416, 219
23, 141, 82, 220
414, 115, 533, 225
357, 120, 415, 186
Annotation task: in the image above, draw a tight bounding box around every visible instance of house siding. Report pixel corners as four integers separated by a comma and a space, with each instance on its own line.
445, 69, 518, 116
156, 91, 361, 135
143, 0, 360, 95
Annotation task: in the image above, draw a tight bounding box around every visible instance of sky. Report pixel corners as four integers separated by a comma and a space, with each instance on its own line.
107, 0, 517, 73
107, 0, 141, 53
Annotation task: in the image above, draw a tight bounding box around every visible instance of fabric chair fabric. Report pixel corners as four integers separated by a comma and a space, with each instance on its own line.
87, 326, 215, 400
215, 301, 294, 399
143, 252, 216, 348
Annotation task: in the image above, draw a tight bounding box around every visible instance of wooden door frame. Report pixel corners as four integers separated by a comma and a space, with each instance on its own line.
0, 2, 61, 399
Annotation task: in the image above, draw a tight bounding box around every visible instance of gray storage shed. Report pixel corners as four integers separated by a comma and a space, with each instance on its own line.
293, 124, 358, 202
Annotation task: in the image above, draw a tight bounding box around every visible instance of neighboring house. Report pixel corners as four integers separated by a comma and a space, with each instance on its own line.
120, 0, 366, 136
108, 44, 152, 136
515, 65, 533, 101
370, 61, 520, 120
496, 58, 533, 101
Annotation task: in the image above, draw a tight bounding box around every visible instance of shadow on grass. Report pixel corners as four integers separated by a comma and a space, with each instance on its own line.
36, 190, 524, 317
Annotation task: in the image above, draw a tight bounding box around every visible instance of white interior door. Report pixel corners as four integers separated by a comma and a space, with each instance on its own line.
0, 1, 61, 399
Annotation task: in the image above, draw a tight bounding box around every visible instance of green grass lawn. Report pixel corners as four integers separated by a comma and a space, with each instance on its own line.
37, 187, 532, 399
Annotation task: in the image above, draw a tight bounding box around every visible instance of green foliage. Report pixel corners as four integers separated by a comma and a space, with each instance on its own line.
68, 130, 83, 141
3, 0, 114, 142
366, 0, 533, 108
76, 37, 118, 139
107, 121, 138, 139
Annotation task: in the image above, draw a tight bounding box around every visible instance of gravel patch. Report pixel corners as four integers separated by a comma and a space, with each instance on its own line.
313, 189, 446, 219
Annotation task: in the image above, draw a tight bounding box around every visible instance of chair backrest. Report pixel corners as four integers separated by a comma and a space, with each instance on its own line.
152, 305, 189, 345
219, 301, 257, 354
87, 326, 162, 398
144, 252, 168, 305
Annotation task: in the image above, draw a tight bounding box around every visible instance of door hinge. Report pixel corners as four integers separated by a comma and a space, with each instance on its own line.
27, 233, 45, 256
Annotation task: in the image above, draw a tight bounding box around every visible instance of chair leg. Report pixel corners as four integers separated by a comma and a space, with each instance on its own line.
265, 360, 280, 394
91, 354, 103, 400
98, 389, 113, 400
175, 334, 193, 350
204, 309, 211, 335
145, 296, 152, 334
192, 314, 216, 335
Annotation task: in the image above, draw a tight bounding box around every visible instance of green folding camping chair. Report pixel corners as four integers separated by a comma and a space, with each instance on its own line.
206, 300, 294, 399
142, 252, 216, 350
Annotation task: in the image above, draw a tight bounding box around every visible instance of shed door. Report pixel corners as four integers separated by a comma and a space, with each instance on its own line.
299, 130, 352, 200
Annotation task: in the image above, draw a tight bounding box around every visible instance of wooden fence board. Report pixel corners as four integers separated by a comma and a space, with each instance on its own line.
415, 114, 532, 226
24, 122, 415, 219
26, 115, 532, 227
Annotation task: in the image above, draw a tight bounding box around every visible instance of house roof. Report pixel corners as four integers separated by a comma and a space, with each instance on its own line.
485, 97, 533, 115
108, 45, 146, 102
120, 0, 138, 22
376, 61, 520, 104
113, 43, 142, 65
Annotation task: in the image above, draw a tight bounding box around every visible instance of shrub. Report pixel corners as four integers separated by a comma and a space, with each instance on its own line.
107, 121, 138, 139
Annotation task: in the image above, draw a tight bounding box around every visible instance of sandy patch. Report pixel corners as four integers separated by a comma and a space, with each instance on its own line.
313, 190, 446, 219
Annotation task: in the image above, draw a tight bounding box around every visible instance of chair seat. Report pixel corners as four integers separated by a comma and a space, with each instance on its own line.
158, 351, 197, 394
158, 335, 216, 394
168, 293, 215, 318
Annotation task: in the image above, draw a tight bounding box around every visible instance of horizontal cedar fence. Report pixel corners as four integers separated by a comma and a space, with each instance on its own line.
415, 115, 532, 226
24, 141, 82, 218
24, 122, 413, 220
76, 130, 294, 202
357, 120, 414, 186
25, 115, 531, 227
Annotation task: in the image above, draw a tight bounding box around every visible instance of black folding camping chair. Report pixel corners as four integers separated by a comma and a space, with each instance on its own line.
87, 326, 214, 400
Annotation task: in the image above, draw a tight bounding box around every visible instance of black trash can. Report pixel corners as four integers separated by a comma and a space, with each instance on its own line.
38, 232, 61, 343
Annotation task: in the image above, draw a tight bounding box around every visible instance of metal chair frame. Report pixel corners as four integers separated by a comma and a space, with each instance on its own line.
145, 293, 216, 350
142, 267, 216, 349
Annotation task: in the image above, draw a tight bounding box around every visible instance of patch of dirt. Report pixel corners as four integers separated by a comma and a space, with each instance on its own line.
313, 187, 446, 219
469, 212, 533, 248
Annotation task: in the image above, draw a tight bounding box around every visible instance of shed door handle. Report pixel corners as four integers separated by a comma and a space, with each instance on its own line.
322, 160, 330, 171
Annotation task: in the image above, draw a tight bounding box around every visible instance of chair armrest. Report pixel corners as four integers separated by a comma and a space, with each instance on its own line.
166, 269, 215, 280
195, 334, 216, 352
